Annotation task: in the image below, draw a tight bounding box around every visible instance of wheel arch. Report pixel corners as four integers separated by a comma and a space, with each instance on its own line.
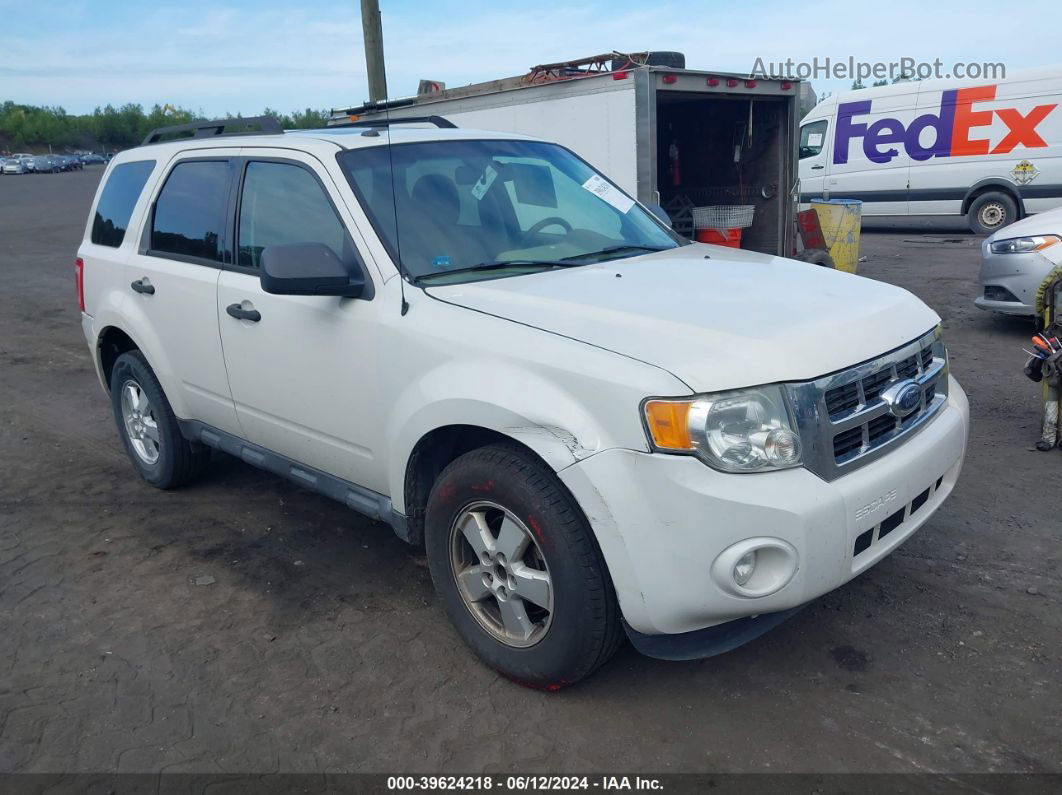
96, 325, 141, 392
962, 179, 1025, 218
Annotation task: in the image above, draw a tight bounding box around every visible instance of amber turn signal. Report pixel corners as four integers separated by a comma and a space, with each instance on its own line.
643, 399, 694, 451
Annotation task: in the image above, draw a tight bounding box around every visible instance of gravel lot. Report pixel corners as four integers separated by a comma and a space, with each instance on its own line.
1, 168, 1058, 775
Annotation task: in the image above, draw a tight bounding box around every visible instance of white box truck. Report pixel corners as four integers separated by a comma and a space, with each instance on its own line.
330, 53, 802, 256
799, 67, 1062, 234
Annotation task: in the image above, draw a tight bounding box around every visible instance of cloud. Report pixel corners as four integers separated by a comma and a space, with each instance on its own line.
1, 0, 1058, 115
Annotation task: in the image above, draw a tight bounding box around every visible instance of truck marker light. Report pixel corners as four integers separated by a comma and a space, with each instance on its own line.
644, 400, 693, 451
612, 71, 629, 80
726, 78, 738, 88
781, 81, 792, 90
745, 80, 757, 89
707, 77, 720, 87
663, 74, 677, 85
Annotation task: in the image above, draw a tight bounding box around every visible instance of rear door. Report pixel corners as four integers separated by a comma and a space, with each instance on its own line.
126, 152, 240, 433
216, 149, 384, 489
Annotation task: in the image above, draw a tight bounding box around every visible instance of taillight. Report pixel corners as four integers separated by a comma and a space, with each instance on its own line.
75, 257, 85, 311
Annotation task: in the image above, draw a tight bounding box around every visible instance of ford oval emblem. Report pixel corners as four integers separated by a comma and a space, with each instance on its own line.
883, 380, 922, 417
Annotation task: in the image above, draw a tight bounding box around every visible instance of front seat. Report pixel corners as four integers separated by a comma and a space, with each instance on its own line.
401, 174, 487, 272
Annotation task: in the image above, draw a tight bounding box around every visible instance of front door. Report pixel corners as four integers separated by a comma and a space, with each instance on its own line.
216, 150, 385, 491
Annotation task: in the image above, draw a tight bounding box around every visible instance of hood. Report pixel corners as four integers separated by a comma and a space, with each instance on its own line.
424, 244, 940, 393
986, 205, 1062, 246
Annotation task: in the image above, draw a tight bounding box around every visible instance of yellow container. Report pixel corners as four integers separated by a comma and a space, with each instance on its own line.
811, 199, 863, 273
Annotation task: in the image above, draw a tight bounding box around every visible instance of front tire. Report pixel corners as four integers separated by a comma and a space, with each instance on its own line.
968, 191, 1018, 235
424, 445, 622, 689
110, 350, 210, 489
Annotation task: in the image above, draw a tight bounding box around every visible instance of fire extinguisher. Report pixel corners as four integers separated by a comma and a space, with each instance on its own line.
669, 139, 681, 187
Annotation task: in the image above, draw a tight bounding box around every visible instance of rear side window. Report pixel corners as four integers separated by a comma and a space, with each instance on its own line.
91, 160, 155, 247
237, 161, 354, 269
151, 160, 231, 262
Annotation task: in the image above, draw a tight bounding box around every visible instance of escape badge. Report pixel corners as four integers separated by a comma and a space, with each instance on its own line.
1012, 160, 1039, 185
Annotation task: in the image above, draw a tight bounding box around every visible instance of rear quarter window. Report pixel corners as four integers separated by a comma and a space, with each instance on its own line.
91, 160, 156, 247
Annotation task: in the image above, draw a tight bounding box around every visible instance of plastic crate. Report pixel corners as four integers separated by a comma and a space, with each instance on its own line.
691, 205, 755, 230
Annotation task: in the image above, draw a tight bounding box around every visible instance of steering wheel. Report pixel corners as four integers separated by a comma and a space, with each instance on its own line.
526, 216, 573, 236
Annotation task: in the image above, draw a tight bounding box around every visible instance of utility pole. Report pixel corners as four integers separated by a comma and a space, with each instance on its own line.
360, 0, 388, 103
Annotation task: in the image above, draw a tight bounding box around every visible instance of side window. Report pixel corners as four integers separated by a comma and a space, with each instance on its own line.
151, 160, 231, 262
238, 161, 354, 269
91, 160, 155, 247
799, 120, 829, 160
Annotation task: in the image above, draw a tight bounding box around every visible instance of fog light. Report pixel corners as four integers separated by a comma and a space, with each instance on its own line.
764, 428, 800, 466
733, 551, 756, 586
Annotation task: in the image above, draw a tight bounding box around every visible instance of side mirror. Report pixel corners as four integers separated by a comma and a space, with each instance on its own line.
646, 203, 673, 228
260, 243, 365, 298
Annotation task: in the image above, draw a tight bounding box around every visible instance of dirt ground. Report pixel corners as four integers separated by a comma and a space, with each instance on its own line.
1, 168, 1058, 775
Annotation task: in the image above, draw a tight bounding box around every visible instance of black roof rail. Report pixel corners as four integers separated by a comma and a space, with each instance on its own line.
140, 115, 284, 146
331, 115, 457, 130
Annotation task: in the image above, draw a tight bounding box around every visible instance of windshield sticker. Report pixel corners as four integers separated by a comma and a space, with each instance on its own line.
581, 174, 635, 213
807, 133, 823, 147
431, 255, 452, 269
471, 165, 499, 200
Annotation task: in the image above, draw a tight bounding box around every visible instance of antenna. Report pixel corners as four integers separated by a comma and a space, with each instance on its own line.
381, 102, 410, 316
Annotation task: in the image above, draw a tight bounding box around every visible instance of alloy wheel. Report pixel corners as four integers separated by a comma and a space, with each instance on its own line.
449, 501, 554, 648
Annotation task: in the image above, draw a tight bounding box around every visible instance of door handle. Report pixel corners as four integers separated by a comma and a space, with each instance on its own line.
226, 303, 261, 322
130, 278, 155, 295
811, 165, 825, 170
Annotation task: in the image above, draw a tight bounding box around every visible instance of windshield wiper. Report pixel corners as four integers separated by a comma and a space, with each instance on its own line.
414, 259, 583, 282
559, 244, 672, 263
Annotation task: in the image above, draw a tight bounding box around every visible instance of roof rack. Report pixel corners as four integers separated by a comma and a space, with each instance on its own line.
330, 114, 457, 130
140, 116, 284, 146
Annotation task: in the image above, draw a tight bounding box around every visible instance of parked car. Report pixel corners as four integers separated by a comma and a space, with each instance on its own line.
77, 117, 970, 687
29, 155, 60, 173
82, 153, 106, 165
800, 66, 1062, 234
976, 204, 1062, 316
1, 157, 30, 175
60, 154, 83, 171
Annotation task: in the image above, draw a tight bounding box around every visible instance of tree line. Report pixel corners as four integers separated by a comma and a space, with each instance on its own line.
0, 101, 331, 152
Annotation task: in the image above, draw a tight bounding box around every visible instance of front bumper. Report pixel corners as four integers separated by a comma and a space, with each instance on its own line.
559, 376, 969, 639
974, 248, 1056, 317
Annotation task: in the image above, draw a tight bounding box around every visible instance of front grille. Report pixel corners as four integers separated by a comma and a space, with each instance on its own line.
853, 476, 945, 559
789, 328, 949, 481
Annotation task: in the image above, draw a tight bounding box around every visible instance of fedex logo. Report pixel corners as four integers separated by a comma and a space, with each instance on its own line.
834, 85, 1057, 165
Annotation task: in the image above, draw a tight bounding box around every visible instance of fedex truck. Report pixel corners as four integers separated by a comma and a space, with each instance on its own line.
798, 68, 1062, 234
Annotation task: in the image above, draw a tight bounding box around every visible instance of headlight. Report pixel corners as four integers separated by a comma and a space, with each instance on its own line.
643, 385, 802, 473
989, 235, 1060, 254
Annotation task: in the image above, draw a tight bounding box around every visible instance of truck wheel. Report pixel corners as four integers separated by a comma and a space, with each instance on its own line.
795, 249, 836, 268
110, 350, 210, 489
611, 51, 686, 71
424, 444, 623, 689
968, 191, 1018, 235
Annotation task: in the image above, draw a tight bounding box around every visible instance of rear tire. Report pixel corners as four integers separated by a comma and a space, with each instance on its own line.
967, 191, 1018, 235
424, 444, 623, 689
110, 350, 210, 489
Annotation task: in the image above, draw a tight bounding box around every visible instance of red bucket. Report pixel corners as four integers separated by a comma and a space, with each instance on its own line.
695, 227, 742, 248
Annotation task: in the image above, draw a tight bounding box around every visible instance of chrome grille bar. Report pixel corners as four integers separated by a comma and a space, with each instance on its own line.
787, 328, 949, 482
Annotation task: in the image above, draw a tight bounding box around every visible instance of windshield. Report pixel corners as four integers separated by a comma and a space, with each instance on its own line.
337, 139, 681, 282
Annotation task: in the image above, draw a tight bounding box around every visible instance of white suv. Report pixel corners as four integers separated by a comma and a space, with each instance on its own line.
77, 116, 969, 687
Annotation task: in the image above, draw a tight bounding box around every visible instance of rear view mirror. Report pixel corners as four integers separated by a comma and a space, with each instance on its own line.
646, 203, 673, 229
260, 243, 365, 298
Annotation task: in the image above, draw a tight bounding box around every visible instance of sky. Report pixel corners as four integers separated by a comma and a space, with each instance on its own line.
1, 0, 1059, 117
